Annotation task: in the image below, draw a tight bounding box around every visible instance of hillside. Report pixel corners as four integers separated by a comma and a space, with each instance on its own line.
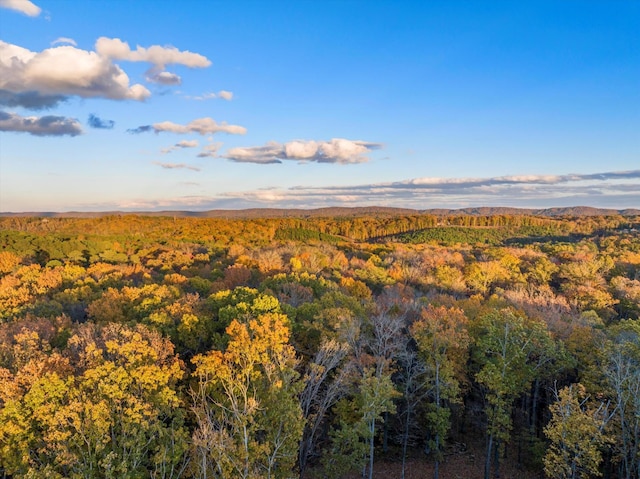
1, 205, 639, 218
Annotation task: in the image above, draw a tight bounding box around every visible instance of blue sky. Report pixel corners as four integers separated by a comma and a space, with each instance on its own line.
0, 0, 638, 212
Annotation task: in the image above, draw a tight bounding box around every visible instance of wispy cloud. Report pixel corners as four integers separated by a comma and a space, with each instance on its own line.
187, 90, 234, 101
197, 142, 222, 158
161, 139, 199, 154
129, 117, 246, 136
126, 125, 153, 134
224, 138, 382, 164
0, 110, 82, 136
152, 161, 201, 171
51, 37, 77, 47
87, 113, 114, 129
0, 0, 41, 16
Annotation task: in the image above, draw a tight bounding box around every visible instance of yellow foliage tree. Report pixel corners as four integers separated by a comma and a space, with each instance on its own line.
544, 384, 611, 479
191, 312, 304, 479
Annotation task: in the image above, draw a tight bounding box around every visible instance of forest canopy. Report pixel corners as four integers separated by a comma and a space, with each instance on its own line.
0, 212, 639, 479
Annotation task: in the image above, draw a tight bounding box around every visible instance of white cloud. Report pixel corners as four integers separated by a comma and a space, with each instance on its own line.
95, 37, 211, 68
225, 142, 283, 164
51, 37, 77, 47
95, 37, 210, 85
0, 37, 211, 108
217, 90, 233, 100
160, 139, 199, 154
0, 0, 41, 16
0, 110, 82, 136
133, 117, 246, 136
224, 138, 382, 164
0, 40, 150, 104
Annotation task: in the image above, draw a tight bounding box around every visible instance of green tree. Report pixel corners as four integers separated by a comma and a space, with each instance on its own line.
322, 369, 397, 479
472, 309, 555, 479
411, 305, 469, 479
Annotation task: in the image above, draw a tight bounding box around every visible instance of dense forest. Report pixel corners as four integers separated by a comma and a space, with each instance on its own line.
0, 212, 639, 479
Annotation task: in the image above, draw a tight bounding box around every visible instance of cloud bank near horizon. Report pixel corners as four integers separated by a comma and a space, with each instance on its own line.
83, 169, 640, 212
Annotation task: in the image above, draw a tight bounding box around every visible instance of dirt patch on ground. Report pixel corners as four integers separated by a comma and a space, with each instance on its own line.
309, 439, 544, 479
360, 454, 542, 479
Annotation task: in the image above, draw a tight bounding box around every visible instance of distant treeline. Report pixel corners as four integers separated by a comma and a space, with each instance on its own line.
1, 212, 635, 244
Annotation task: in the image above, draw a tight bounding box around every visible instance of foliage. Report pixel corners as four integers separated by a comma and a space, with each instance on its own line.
544, 384, 611, 479
0, 212, 639, 477
191, 312, 304, 479
411, 305, 469, 473
0, 323, 187, 479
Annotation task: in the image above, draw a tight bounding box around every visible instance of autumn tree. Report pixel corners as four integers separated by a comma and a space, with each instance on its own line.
544, 384, 612, 479
0, 323, 187, 479
191, 312, 304, 479
320, 296, 402, 479
322, 369, 398, 479
411, 305, 469, 479
472, 308, 557, 479
298, 339, 350, 478
604, 320, 640, 479
394, 347, 427, 479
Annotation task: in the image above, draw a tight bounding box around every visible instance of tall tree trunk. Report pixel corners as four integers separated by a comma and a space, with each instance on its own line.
383, 411, 389, 453
401, 408, 410, 479
531, 379, 540, 435
434, 363, 441, 479
368, 418, 376, 479
484, 433, 493, 479
434, 433, 440, 479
